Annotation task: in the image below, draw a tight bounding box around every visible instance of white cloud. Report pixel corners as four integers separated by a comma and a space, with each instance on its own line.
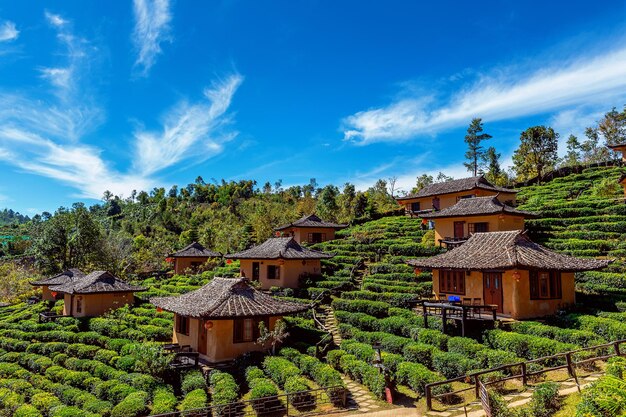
133, 74, 243, 176
0, 12, 243, 200
132, 0, 172, 76
0, 21, 18, 42
343, 47, 626, 144
45, 11, 68, 27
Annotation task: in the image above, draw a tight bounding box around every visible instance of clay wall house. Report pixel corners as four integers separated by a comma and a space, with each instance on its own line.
225, 237, 333, 290
30, 268, 85, 301
151, 277, 309, 363
274, 214, 347, 244
48, 271, 145, 318
396, 176, 517, 216
408, 230, 610, 319
169, 242, 221, 274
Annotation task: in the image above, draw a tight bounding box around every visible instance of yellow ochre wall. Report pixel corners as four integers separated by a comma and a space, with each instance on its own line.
172, 315, 280, 363
239, 259, 321, 289
282, 227, 337, 244
432, 269, 575, 319
174, 257, 211, 274
400, 189, 517, 212
432, 214, 525, 243
41, 286, 57, 301
63, 292, 135, 317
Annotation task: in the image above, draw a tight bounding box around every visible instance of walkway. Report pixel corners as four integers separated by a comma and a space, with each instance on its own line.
424, 372, 602, 417
342, 375, 384, 413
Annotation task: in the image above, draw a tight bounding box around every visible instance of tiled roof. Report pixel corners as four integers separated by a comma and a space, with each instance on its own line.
275, 214, 347, 231
171, 242, 221, 258
396, 176, 517, 200
618, 173, 626, 183
407, 230, 611, 272
48, 271, 145, 294
421, 196, 537, 219
225, 237, 333, 260
608, 143, 626, 149
30, 268, 86, 286
151, 277, 310, 318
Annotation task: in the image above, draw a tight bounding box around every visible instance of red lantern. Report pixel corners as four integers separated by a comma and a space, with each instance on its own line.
275, 232, 281, 237
414, 269, 422, 276
204, 321, 214, 330
51, 291, 58, 298
226, 259, 232, 264
512, 270, 521, 282
165, 257, 174, 263
156, 307, 163, 313
278, 259, 285, 265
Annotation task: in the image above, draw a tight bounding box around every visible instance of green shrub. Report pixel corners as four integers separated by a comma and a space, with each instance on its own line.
416, 329, 449, 351
249, 378, 278, 400
245, 366, 265, 383
528, 382, 560, 417
151, 387, 177, 414
31, 392, 62, 413
326, 350, 347, 369
178, 388, 207, 411
340, 340, 375, 362
331, 299, 390, 317
182, 370, 206, 395
262, 356, 302, 388
403, 343, 437, 368
395, 361, 440, 396
110, 391, 148, 417
14, 404, 42, 417
432, 351, 480, 379
209, 370, 239, 407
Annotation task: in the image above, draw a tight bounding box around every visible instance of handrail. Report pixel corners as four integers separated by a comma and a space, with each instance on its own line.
425, 338, 626, 411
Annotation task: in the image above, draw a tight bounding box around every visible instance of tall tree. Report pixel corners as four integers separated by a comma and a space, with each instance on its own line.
598, 106, 626, 146
412, 174, 433, 194
464, 118, 492, 176
563, 135, 581, 167
483, 146, 502, 184
512, 126, 559, 182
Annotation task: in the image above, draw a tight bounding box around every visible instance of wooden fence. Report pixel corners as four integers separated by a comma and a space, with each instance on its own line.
425, 338, 626, 411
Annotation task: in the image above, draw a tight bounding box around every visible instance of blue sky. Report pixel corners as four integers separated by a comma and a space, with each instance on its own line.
1, 1, 626, 214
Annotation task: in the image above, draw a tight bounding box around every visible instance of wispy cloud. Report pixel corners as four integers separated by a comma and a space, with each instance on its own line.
134, 74, 243, 176
132, 0, 172, 76
0, 20, 19, 42
343, 46, 626, 144
0, 12, 242, 200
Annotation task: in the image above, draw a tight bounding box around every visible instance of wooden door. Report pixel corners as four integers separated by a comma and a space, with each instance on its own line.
454, 222, 465, 239
252, 262, 260, 281
198, 320, 207, 355
483, 272, 503, 313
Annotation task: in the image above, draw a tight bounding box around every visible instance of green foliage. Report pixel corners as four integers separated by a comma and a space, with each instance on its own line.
262, 356, 301, 388
110, 391, 148, 417
512, 125, 559, 182
151, 387, 177, 414
181, 370, 206, 395
178, 388, 207, 411
209, 370, 238, 407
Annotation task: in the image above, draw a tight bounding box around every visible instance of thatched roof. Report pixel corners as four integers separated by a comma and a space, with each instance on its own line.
151, 277, 310, 318
275, 214, 347, 231
407, 230, 611, 272
48, 271, 145, 294
225, 237, 333, 260
170, 242, 221, 258
421, 196, 537, 219
396, 176, 517, 201
30, 268, 85, 286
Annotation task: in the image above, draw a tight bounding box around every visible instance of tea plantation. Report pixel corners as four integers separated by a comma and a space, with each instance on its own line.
0, 166, 625, 416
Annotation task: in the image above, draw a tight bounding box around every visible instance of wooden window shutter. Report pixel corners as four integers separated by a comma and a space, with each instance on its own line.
529, 271, 539, 299
233, 319, 244, 343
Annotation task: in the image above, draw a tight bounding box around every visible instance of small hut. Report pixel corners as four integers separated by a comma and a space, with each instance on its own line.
30, 269, 85, 301
151, 277, 309, 363
408, 230, 610, 319
169, 242, 221, 274
275, 214, 347, 244
420, 195, 537, 247
49, 271, 145, 317
395, 176, 518, 216
225, 237, 333, 290
608, 143, 626, 162
619, 174, 626, 198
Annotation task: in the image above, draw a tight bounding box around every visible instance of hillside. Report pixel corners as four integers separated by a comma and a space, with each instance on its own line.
0, 166, 625, 416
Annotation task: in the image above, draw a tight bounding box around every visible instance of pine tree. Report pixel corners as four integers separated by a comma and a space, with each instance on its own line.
463, 118, 492, 176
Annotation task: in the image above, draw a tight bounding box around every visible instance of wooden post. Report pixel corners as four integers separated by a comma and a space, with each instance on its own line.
426, 385, 432, 411
423, 303, 428, 329
492, 306, 497, 322
461, 307, 467, 337
442, 307, 448, 335
615, 341, 621, 357
474, 375, 480, 400
521, 362, 527, 386
566, 353, 578, 386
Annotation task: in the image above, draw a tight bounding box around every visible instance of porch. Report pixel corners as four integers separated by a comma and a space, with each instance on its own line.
413, 299, 505, 337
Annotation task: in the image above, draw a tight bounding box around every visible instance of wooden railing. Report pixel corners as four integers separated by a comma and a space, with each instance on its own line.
425, 338, 626, 411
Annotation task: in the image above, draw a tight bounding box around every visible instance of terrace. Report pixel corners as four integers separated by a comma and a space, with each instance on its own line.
413, 299, 501, 337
